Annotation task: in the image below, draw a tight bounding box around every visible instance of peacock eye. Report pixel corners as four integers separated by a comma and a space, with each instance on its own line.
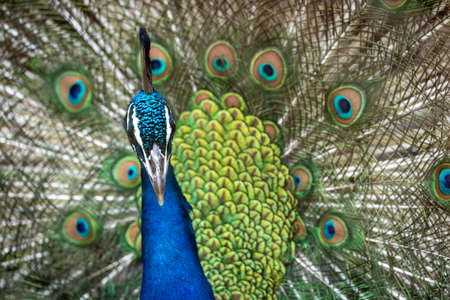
439, 171, 450, 195
327, 85, 366, 127
250, 48, 286, 90
291, 165, 313, 198
334, 95, 352, 119
213, 57, 230, 72
258, 63, 277, 81
62, 211, 100, 245
205, 41, 237, 79
294, 218, 307, 241
55, 71, 92, 113
75, 217, 90, 237
381, 0, 408, 9
123, 221, 141, 254
151, 58, 166, 76
113, 156, 141, 188
431, 162, 450, 202
319, 215, 348, 247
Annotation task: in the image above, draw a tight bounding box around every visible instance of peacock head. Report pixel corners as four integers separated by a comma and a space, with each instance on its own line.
122, 28, 175, 206
123, 90, 175, 206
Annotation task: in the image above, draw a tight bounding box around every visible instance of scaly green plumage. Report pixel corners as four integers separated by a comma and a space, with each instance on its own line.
171, 90, 297, 298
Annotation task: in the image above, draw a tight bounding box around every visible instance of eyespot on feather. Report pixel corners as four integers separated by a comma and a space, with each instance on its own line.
430, 162, 450, 208
319, 215, 348, 247
125, 221, 140, 249
205, 41, 237, 79
291, 165, 313, 198
250, 48, 286, 90
294, 218, 307, 242
55, 71, 92, 113
113, 156, 141, 188
62, 211, 100, 245
327, 85, 366, 127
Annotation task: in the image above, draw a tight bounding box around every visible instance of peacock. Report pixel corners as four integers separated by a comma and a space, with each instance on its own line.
122, 27, 214, 299
0, 0, 449, 299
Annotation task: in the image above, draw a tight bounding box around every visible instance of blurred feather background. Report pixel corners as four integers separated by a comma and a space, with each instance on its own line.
0, 0, 449, 299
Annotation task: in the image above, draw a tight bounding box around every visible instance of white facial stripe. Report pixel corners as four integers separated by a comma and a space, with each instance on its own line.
164, 106, 171, 150
131, 110, 153, 177
126, 104, 136, 152
131, 110, 144, 151
126, 103, 134, 131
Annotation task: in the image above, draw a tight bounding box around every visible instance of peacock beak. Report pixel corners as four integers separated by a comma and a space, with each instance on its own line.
142, 144, 169, 206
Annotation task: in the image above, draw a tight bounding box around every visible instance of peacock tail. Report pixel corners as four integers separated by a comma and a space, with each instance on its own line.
1, 0, 449, 299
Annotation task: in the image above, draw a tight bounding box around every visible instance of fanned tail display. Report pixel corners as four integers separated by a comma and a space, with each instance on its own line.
1, 1, 449, 299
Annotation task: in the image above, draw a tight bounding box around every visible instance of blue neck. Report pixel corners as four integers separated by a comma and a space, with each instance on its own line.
140, 165, 214, 300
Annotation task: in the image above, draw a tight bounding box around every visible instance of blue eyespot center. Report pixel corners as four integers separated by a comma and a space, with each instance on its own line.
294, 174, 301, 187
258, 63, 277, 81
127, 165, 138, 181
68, 81, 86, 105
213, 57, 230, 72
324, 220, 336, 240
76, 217, 90, 238
151, 59, 161, 70
263, 65, 274, 76
438, 169, 450, 195
69, 83, 81, 99
339, 98, 351, 113
333, 95, 352, 119
151, 58, 166, 76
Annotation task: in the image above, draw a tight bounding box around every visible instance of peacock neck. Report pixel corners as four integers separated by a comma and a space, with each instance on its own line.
140, 165, 214, 300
